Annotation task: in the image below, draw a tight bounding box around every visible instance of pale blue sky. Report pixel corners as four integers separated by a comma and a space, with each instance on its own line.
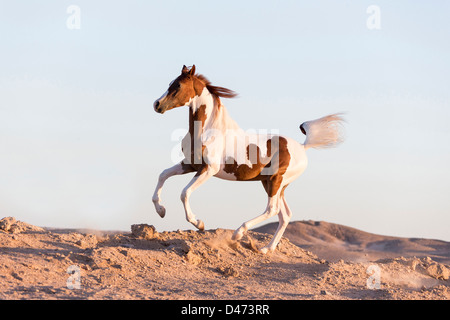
1, 1, 449, 241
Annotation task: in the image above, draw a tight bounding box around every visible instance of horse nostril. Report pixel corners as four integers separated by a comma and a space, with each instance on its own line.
154, 101, 160, 109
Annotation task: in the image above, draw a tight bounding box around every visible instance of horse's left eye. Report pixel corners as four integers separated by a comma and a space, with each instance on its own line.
169, 82, 180, 93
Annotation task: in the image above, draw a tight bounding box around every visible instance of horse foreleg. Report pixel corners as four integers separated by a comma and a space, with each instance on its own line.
180, 165, 218, 230
153, 162, 194, 218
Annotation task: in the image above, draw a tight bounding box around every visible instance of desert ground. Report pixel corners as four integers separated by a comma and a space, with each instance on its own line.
0, 216, 449, 300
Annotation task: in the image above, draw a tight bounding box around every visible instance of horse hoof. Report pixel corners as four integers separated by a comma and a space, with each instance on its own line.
197, 220, 205, 231
156, 205, 166, 218
259, 247, 272, 255
232, 228, 244, 241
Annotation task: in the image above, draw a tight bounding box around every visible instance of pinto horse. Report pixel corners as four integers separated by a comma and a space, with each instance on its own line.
152, 65, 344, 254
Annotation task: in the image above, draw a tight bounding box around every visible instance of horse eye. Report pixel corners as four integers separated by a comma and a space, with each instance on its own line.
169, 82, 180, 93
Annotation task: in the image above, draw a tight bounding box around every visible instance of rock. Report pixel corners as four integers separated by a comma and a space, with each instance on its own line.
409, 257, 450, 280
0, 217, 44, 233
426, 263, 450, 280
131, 224, 158, 240
410, 258, 421, 271
76, 234, 98, 249
185, 250, 202, 265
216, 266, 239, 277
0, 217, 16, 232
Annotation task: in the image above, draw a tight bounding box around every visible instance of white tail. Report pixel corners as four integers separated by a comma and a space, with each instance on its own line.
300, 113, 345, 150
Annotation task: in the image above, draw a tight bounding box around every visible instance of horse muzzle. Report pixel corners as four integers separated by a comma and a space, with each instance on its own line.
153, 100, 165, 114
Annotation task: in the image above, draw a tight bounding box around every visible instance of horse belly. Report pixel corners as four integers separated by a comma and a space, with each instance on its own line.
214, 166, 239, 181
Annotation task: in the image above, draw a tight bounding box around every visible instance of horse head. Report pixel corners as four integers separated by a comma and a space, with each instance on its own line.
153, 65, 237, 114
153, 65, 200, 114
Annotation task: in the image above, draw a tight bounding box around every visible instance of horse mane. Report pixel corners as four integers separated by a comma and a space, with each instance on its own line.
194, 74, 238, 99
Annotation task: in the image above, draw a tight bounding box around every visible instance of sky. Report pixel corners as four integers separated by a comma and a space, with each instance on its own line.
1, 1, 449, 241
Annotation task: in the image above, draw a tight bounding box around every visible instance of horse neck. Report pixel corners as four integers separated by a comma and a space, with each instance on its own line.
189, 87, 241, 134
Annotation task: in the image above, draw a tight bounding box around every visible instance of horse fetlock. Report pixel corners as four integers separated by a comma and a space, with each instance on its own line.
232, 224, 247, 241
187, 217, 204, 230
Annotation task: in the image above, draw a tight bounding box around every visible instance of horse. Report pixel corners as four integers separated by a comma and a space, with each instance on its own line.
152, 65, 344, 254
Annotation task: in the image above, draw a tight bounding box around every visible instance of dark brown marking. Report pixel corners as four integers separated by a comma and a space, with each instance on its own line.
266, 137, 291, 197
194, 164, 209, 177
182, 104, 208, 172
223, 143, 266, 181
180, 162, 197, 174
223, 137, 291, 197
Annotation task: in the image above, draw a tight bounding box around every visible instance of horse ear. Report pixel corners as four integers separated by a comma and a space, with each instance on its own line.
189, 65, 196, 76
182, 65, 189, 74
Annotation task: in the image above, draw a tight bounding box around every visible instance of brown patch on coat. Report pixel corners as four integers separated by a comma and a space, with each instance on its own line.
182, 104, 208, 171
261, 180, 289, 198
180, 162, 196, 174
223, 137, 291, 197
194, 164, 209, 177
223, 142, 268, 181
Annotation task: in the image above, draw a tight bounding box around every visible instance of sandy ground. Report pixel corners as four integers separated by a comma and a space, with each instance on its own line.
0, 217, 449, 300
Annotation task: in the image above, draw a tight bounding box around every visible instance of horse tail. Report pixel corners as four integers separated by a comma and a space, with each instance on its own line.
300, 113, 345, 150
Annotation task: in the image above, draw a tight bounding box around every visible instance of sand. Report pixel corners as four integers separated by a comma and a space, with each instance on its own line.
0, 217, 449, 300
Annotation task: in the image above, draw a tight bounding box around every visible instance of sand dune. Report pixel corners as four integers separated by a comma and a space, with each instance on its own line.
0, 217, 449, 300
254, 220, 450, 265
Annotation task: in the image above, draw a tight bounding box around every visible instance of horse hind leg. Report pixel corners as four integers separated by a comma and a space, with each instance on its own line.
260, 187, 292, 254
232, 191, 281, 242
232, 180, 282, 246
